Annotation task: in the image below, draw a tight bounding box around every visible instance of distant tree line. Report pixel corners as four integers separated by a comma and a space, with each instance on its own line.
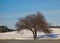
0, 25, 14, 33
0, 25, 59, 33
48, 26, 60, 28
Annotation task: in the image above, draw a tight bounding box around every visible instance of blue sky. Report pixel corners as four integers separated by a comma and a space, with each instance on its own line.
0, 0, 60, 29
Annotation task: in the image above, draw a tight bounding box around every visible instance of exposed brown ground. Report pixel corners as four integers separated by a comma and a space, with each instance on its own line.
0, 40, 60, 43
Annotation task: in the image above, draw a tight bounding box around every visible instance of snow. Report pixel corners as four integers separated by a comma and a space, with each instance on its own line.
0, 28, 60, 40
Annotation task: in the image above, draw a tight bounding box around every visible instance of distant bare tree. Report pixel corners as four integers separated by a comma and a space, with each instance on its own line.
15, 12, 52, 40
0, 25, 14, 33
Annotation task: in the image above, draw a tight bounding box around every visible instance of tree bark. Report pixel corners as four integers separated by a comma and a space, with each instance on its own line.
34, 29, 37, 40
29, 29, 37, 40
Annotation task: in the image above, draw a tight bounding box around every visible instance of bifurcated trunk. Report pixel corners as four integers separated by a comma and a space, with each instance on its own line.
32, 29, 37, 40
29, 28, 37, 40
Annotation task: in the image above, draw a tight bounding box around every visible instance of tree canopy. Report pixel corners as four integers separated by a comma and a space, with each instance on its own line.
15, 12, 52, 40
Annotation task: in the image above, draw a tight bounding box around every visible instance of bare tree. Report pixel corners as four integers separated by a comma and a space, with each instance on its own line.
15, 12, 52, 40
0, 25, 14, 32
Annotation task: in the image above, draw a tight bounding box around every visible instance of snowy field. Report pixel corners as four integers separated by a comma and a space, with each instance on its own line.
0, 28, 60, 40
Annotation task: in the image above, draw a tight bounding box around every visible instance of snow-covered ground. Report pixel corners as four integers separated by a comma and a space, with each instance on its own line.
0, 28, 60, 40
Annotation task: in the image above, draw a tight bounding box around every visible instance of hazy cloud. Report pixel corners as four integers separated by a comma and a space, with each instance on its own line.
0, 10, 60, 18
43, 10, 60, 14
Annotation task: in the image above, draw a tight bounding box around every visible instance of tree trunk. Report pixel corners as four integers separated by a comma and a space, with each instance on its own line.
34, 29, 37, 40
29, 29, 37, 40
32, 29, 37, 40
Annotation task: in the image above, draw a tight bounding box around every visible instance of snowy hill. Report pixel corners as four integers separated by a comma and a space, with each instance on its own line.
0, 28, 60, 40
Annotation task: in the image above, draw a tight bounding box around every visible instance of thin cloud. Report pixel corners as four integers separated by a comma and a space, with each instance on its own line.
0, 12, 36, 18
0, 10, 60, 18
43, 10, 60, 14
